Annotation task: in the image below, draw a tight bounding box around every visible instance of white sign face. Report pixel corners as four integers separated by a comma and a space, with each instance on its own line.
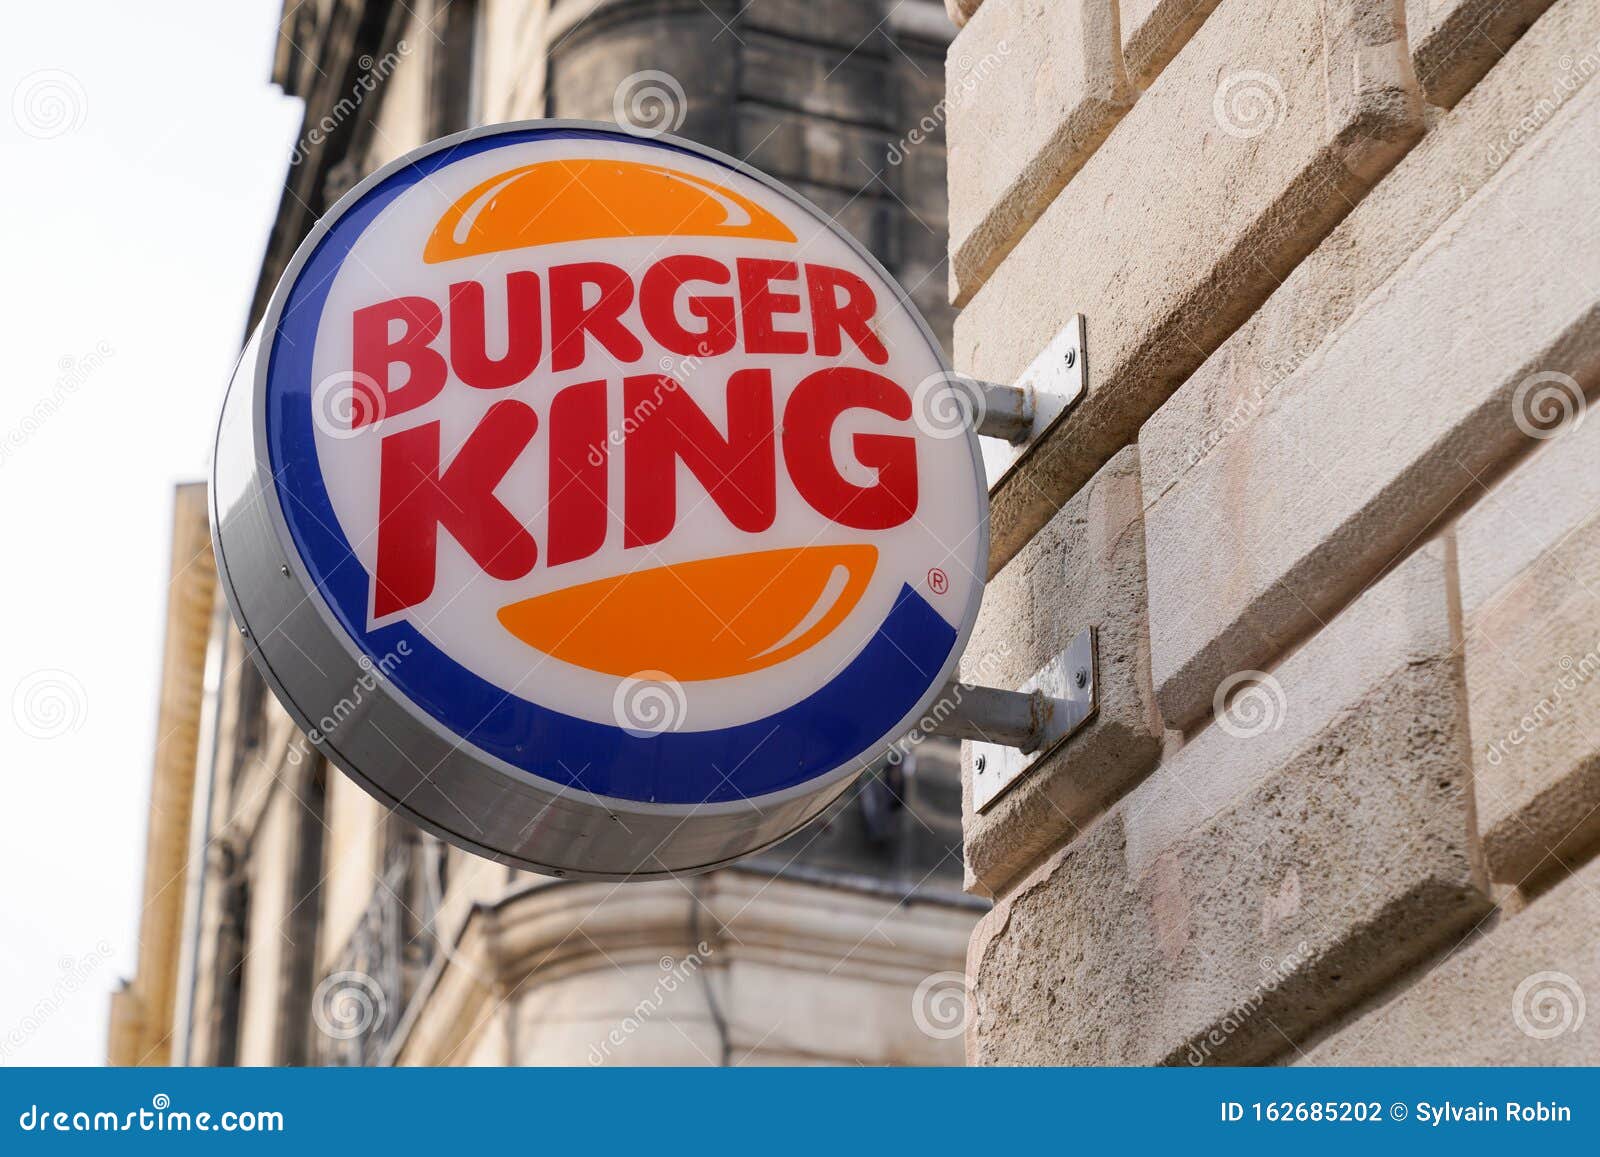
214, 122, 988, 878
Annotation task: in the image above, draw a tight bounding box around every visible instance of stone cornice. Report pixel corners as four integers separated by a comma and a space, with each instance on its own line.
386, 868, 975, 1064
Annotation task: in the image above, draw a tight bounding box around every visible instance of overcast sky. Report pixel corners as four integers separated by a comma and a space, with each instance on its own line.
0, 1, 302, 1064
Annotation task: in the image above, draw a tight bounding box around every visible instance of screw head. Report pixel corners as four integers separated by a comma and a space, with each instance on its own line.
975, 754, 987, 773
1074, 668, 1089, 689
279, 563, 291, 577
1063, 347, 1077, 370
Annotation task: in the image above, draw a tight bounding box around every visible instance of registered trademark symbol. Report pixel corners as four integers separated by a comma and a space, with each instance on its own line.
927, 568, 949, 595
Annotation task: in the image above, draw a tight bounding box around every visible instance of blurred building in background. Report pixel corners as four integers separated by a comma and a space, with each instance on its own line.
109, 0, 980, 1067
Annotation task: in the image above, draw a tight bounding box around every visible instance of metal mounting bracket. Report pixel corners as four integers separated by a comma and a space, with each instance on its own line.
925, 627, 1098, 814
961, 314, 1086, 486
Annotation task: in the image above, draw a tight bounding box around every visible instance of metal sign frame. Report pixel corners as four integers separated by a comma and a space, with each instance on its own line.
211, 119, 990, 881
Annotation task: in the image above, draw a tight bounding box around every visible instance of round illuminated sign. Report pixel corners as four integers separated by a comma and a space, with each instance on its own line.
212, 121, 987, 878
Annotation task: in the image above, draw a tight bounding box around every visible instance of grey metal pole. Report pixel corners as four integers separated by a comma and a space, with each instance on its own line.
962, 377, 1035, 443
924, 682, 1046, 751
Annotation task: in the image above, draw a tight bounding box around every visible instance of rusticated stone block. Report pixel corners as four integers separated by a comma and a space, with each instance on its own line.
1406, 0, 1558, 108
1457, 408, 1600, 885
1303, 854, 1600, 1064
1141, 65, 1600, 731
1119, 0, 1222, 90
946, 0, 1132, 307
1138, 0, 1600, 526
959, 447, 1163, 898
1126, 539, 1466, 881
966, 543, 1490, 1065
959, 0, 1422, 577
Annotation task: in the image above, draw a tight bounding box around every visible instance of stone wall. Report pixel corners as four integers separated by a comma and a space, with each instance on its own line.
946, 0, 1599, 1064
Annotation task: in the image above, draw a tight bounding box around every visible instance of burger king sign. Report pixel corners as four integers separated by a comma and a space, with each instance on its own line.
213, 122, 987, 878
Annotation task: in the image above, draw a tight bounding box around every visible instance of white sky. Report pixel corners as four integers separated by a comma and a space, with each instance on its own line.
0, 1, 302, 1064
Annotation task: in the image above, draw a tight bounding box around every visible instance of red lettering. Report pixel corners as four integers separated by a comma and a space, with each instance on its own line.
640, 255, 737, 357
374, 400, 539, 618
736, 258, 808, 356
783, 367, 917, 530
623, 370, 776, 548
549, 262, 645, 372
448, 271, 543, 390
546, 380, 609, 567
352, 296, 448, 425
806, 264, 888, 365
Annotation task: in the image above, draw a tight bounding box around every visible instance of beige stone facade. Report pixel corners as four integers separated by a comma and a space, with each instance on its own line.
110, 0, 982, 1068
949, 0, 1600, 1064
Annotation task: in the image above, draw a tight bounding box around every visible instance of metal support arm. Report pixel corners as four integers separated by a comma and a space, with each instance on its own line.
926, 682, 1049, 750
922, 627, 1099, 813
957, 313, 1086, 453
964, 377, 1035, 443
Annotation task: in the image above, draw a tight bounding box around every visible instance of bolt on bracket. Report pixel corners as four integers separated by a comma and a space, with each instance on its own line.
924, 627, 1098, 813
957, 314, 1086, 484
